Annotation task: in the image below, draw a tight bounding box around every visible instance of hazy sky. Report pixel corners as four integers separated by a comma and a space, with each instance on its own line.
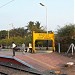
0, 0, 74, 31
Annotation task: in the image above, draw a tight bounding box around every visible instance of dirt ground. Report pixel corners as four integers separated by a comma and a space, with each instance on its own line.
59, 53, 75, 75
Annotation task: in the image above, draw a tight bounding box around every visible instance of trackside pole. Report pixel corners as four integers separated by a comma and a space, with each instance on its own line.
58, 43, 60, 53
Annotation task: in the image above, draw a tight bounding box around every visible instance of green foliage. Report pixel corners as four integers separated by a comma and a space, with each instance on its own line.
27, 21, 45, 33
35, 40, 43, 47
10, 27, 28, 37
0, 21, 45, 46
25, 37, 31, 46
56, 24, 75, 52
0, 36, 26, 46
57, 24, 75, 37
0, 30, 7, 39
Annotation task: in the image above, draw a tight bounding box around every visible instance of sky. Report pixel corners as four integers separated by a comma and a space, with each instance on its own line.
0, 0, 74, 31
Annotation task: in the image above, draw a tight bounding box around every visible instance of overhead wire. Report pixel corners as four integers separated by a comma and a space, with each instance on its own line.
0, 0, 15, 8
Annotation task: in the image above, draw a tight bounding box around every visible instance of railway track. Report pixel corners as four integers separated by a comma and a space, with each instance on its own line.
0, 72, 8, 75
0, 65, 37, 75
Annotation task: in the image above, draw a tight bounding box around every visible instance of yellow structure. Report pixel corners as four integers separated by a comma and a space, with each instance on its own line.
32, 31, 55, 53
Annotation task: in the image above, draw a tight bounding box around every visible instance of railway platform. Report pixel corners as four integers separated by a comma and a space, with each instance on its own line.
0, 49, 75, 75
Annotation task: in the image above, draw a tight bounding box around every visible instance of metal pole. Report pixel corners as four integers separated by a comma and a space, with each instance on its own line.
39, 3, 48, 33
45, 6, 48, 50
40, 3, 48, 50
44, 6, 48, 33
58, 43, 60, 53
8, 24, 10, 39
8, 30, 9, 39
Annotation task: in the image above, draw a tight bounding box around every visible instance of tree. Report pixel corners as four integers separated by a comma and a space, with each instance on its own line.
57, 24, 75, 37
26, 21, 45, 33
0, 30, 7, 39
56, 24, 75, 52
0, 21, 45, 46
9, 27, 28, 37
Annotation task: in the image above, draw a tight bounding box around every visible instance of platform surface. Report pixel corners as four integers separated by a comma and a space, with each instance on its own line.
0, 49, 75, 74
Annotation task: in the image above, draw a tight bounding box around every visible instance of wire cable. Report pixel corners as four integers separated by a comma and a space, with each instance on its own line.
0, 0, 15, 8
